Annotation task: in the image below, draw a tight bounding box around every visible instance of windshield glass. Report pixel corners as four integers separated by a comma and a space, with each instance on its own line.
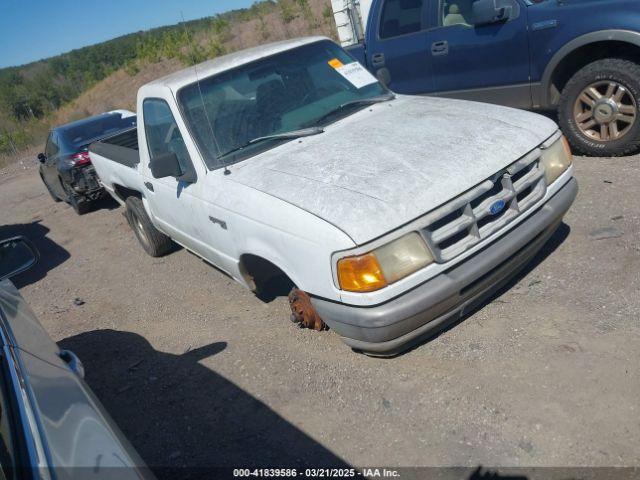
178, 40, 388, 169
61, 113, 137, 151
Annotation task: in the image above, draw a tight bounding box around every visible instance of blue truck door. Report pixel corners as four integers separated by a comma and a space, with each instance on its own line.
428, 0, 532, 107
366, 0, 435, 94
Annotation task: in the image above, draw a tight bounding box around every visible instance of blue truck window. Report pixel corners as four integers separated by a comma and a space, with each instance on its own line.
440, 0, 473, 27
379, 0, 424, 39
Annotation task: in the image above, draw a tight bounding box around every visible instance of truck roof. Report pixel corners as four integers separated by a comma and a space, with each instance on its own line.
145, 36, 329, 92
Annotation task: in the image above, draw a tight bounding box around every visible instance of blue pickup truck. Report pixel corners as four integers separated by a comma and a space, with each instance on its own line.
344, 0, 640, 157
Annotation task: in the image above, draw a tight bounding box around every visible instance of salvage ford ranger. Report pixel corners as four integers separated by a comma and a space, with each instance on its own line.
89, 37, 577, 355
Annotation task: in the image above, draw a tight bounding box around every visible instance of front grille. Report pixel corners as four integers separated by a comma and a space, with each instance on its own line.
422, 150, 547, 263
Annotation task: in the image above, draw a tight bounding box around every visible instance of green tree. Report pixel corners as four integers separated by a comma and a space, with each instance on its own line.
278, 0, 296, 23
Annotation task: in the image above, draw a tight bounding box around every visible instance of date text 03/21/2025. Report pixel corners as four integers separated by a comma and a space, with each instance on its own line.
232, 468, 400, 477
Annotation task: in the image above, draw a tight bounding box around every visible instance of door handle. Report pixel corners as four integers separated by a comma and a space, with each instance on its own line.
431, 40, 449, 56
371, 53, 385, 67
532, 19, 558, 31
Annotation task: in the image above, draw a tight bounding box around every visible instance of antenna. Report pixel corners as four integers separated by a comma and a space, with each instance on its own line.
179, 12, 230, 175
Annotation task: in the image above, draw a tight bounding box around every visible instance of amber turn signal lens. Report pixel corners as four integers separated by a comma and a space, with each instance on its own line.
562, 135, 574, 163
337, 253, 388, 293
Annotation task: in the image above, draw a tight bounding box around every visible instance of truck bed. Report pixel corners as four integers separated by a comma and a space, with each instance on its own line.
89, 128, 139, 168
89, 127, 144, 204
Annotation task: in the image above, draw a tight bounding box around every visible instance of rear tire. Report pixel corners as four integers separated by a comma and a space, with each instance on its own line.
559, 58, 640, 157
125, 196, 173, 257
63, 181, 91, 215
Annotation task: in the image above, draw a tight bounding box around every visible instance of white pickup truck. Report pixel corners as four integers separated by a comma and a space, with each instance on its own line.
90, 36, 577, 356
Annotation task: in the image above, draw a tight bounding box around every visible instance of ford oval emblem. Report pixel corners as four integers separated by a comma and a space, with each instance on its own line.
489, 199, 506, 215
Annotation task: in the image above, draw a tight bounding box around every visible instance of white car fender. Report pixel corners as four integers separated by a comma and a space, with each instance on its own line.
230, 209, 354, 301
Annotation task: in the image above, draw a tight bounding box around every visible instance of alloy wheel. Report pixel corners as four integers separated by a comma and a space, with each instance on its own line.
573, 80, 637, 142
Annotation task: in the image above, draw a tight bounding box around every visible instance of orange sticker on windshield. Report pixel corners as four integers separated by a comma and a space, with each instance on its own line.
328, 58, 344, 68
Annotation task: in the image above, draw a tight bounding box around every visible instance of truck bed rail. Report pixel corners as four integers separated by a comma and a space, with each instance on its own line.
89, 127, 139, 168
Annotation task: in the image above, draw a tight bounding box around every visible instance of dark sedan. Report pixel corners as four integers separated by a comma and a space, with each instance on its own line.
38, 110, 136, 215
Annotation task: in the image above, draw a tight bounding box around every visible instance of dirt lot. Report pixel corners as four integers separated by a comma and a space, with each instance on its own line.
0, 153, 639, 477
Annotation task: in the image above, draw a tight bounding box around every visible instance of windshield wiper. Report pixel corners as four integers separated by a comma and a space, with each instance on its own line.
309, 93, 396, 127
217, 126, 325, 161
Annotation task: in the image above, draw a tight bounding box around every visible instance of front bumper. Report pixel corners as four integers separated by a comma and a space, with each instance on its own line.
311, 177, 578, 356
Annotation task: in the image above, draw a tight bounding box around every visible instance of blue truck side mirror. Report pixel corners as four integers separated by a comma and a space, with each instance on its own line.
471, 0, 515, 26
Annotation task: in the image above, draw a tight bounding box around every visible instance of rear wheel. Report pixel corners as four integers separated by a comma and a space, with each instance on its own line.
125, 196, 173, 257
63, 181, 91, 215
559, 58, 640, 157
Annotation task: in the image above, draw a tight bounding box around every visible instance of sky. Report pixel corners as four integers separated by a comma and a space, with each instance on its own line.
0, 0, 255, 68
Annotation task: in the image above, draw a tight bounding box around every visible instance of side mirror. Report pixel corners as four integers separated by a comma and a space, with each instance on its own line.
37, 153, 46, 163
471, 0, 514, 26
149, 152, 197, 183
0, 237, 39, 282
149, 152, 183, 179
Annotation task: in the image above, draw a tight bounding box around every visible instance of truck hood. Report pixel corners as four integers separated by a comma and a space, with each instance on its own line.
230, 95, 558, 245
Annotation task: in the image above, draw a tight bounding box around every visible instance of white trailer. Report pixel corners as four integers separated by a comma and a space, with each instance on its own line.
330, 0, 372, 46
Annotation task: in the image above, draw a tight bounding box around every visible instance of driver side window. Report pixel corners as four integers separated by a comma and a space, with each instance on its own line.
143, 98, 191, 173
440, 0, 518, 27
440, 0, 472, 27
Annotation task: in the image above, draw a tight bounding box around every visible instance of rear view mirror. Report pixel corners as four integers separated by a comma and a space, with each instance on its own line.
471, 0, 514, 26
149, 152, 183, 179
37, 153, 46, 163
0, 237, 39, 282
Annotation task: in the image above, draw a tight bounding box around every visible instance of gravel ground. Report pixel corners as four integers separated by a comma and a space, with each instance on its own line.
0, 154, 639, 477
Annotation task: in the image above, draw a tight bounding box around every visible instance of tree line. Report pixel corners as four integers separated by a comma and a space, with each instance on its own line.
0, 0, 330, 156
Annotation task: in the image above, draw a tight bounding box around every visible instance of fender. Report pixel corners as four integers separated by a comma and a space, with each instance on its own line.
539, 30, 640, 108
237, 238, 306, 293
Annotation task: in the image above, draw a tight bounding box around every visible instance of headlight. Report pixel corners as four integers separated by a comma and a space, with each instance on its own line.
337, 232, 433, 292
541, 136, 573, 185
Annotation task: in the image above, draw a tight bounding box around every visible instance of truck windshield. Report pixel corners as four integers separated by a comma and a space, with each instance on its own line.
177, 40, 389, 169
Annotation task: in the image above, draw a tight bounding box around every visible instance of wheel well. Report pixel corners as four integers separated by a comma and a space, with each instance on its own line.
548, 41, 640, 106
113, 184, 142, 203
239, 254, 294, 300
